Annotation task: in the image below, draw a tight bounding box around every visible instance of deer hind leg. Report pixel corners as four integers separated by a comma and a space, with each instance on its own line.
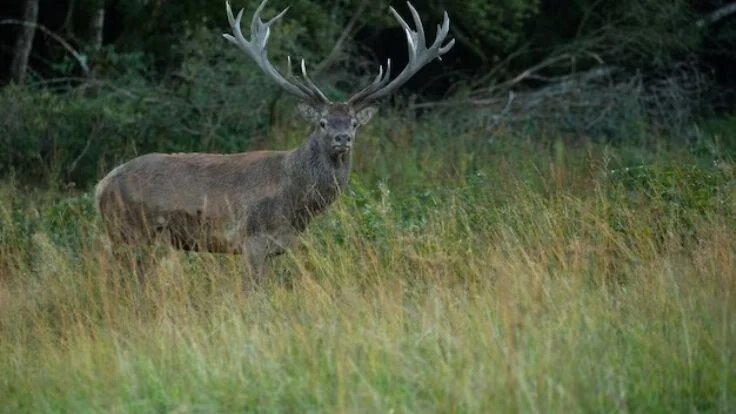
109, 240, 155, 290
105, 237, 148, 297
105, 213, 167, 290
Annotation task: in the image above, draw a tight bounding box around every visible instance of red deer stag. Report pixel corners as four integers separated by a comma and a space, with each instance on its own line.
95, 0, 454, 283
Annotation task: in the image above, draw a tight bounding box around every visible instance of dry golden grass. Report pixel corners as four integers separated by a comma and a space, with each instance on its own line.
1, 129, 734, 412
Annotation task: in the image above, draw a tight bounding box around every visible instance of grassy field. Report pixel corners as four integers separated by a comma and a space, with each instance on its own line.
1, 114, 735, 413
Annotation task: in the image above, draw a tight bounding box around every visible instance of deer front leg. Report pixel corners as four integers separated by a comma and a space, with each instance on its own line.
243, 235, 269, 289
241, 228, 297, 290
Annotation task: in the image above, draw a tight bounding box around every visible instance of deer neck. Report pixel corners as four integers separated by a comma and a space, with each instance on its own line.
287, 134, 351, 212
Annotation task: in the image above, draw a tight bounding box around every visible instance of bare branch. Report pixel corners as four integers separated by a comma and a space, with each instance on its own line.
484, 91, 515, 132
314, 0, 368, 75
0, 19, 90, 76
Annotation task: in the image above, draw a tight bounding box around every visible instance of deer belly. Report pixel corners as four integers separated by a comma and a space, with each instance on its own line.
154, 210, 240, 254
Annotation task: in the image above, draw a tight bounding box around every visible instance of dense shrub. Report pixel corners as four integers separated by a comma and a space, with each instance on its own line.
0, 29, 286, 186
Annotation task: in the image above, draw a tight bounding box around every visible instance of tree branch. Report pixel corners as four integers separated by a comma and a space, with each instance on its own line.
313, 0, 368, 75
0, 19, 90, 76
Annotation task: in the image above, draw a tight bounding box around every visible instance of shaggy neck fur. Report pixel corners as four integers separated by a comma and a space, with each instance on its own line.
286, 133, 352, 230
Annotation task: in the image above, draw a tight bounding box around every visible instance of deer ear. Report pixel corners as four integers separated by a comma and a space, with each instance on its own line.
297, 103, 322, 123
356, 106, 377, 125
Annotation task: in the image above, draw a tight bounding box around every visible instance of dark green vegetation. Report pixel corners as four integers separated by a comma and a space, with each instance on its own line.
1, 0, 735, 412
2, 0, 735, 186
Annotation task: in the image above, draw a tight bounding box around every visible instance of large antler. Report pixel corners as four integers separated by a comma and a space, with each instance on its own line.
223, 0, 330, 105
348, 2, 455, 108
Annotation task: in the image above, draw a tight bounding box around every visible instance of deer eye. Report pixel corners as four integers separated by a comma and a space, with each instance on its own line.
319, 119, 327, 129
352, 120, 359, 129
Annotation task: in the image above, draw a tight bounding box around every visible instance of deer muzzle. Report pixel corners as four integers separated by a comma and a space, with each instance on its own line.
331, 134, 352, 153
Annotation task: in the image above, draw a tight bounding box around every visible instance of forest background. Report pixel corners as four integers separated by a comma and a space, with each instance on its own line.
1, 0, 735, 412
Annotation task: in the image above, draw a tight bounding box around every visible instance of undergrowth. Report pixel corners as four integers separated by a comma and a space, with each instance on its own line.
0, 116, 734, 413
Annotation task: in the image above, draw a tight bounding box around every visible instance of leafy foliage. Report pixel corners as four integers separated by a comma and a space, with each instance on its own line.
0, 28, 292, 185
441, 0, 540, 60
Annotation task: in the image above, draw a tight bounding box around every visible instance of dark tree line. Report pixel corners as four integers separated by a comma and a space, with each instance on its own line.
1, 0, 734, 101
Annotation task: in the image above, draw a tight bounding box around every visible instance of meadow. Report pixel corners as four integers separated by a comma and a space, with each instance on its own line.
1, 112, 735, 413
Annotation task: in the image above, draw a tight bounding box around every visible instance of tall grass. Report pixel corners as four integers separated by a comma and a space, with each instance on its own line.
0, 115, 734, 412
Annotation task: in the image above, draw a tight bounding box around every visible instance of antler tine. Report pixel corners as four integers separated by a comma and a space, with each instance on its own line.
371, 61, 393, 92
435, 12, 455, 55
286, 56, 323, 98
280, 57, 330, 102
300, 59, 330, 103
348, 1, 454, 107
224, 3, 245, 46
347, 60, 392, 105
390, 7, 418, 60
254, 0, 288, 29
407, 2, 426, 48
223, 0, 330, 105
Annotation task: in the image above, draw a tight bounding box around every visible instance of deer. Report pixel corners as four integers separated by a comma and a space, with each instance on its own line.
95, 0, 454, 285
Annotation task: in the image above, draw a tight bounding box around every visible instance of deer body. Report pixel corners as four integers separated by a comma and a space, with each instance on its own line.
97, 105, 357, 275
96, 0, 454, 283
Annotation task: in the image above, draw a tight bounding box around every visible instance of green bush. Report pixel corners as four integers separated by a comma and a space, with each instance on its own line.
0, 28, 287, 186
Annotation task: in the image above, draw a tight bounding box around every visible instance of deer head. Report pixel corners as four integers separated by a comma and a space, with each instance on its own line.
293, 103, 375, 158
223, 0, 455, 153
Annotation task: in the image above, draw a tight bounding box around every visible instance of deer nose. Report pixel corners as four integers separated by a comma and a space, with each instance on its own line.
333, 134, 351, 145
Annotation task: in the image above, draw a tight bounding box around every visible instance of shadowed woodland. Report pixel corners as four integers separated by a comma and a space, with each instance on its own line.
1, 0, 735, 412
